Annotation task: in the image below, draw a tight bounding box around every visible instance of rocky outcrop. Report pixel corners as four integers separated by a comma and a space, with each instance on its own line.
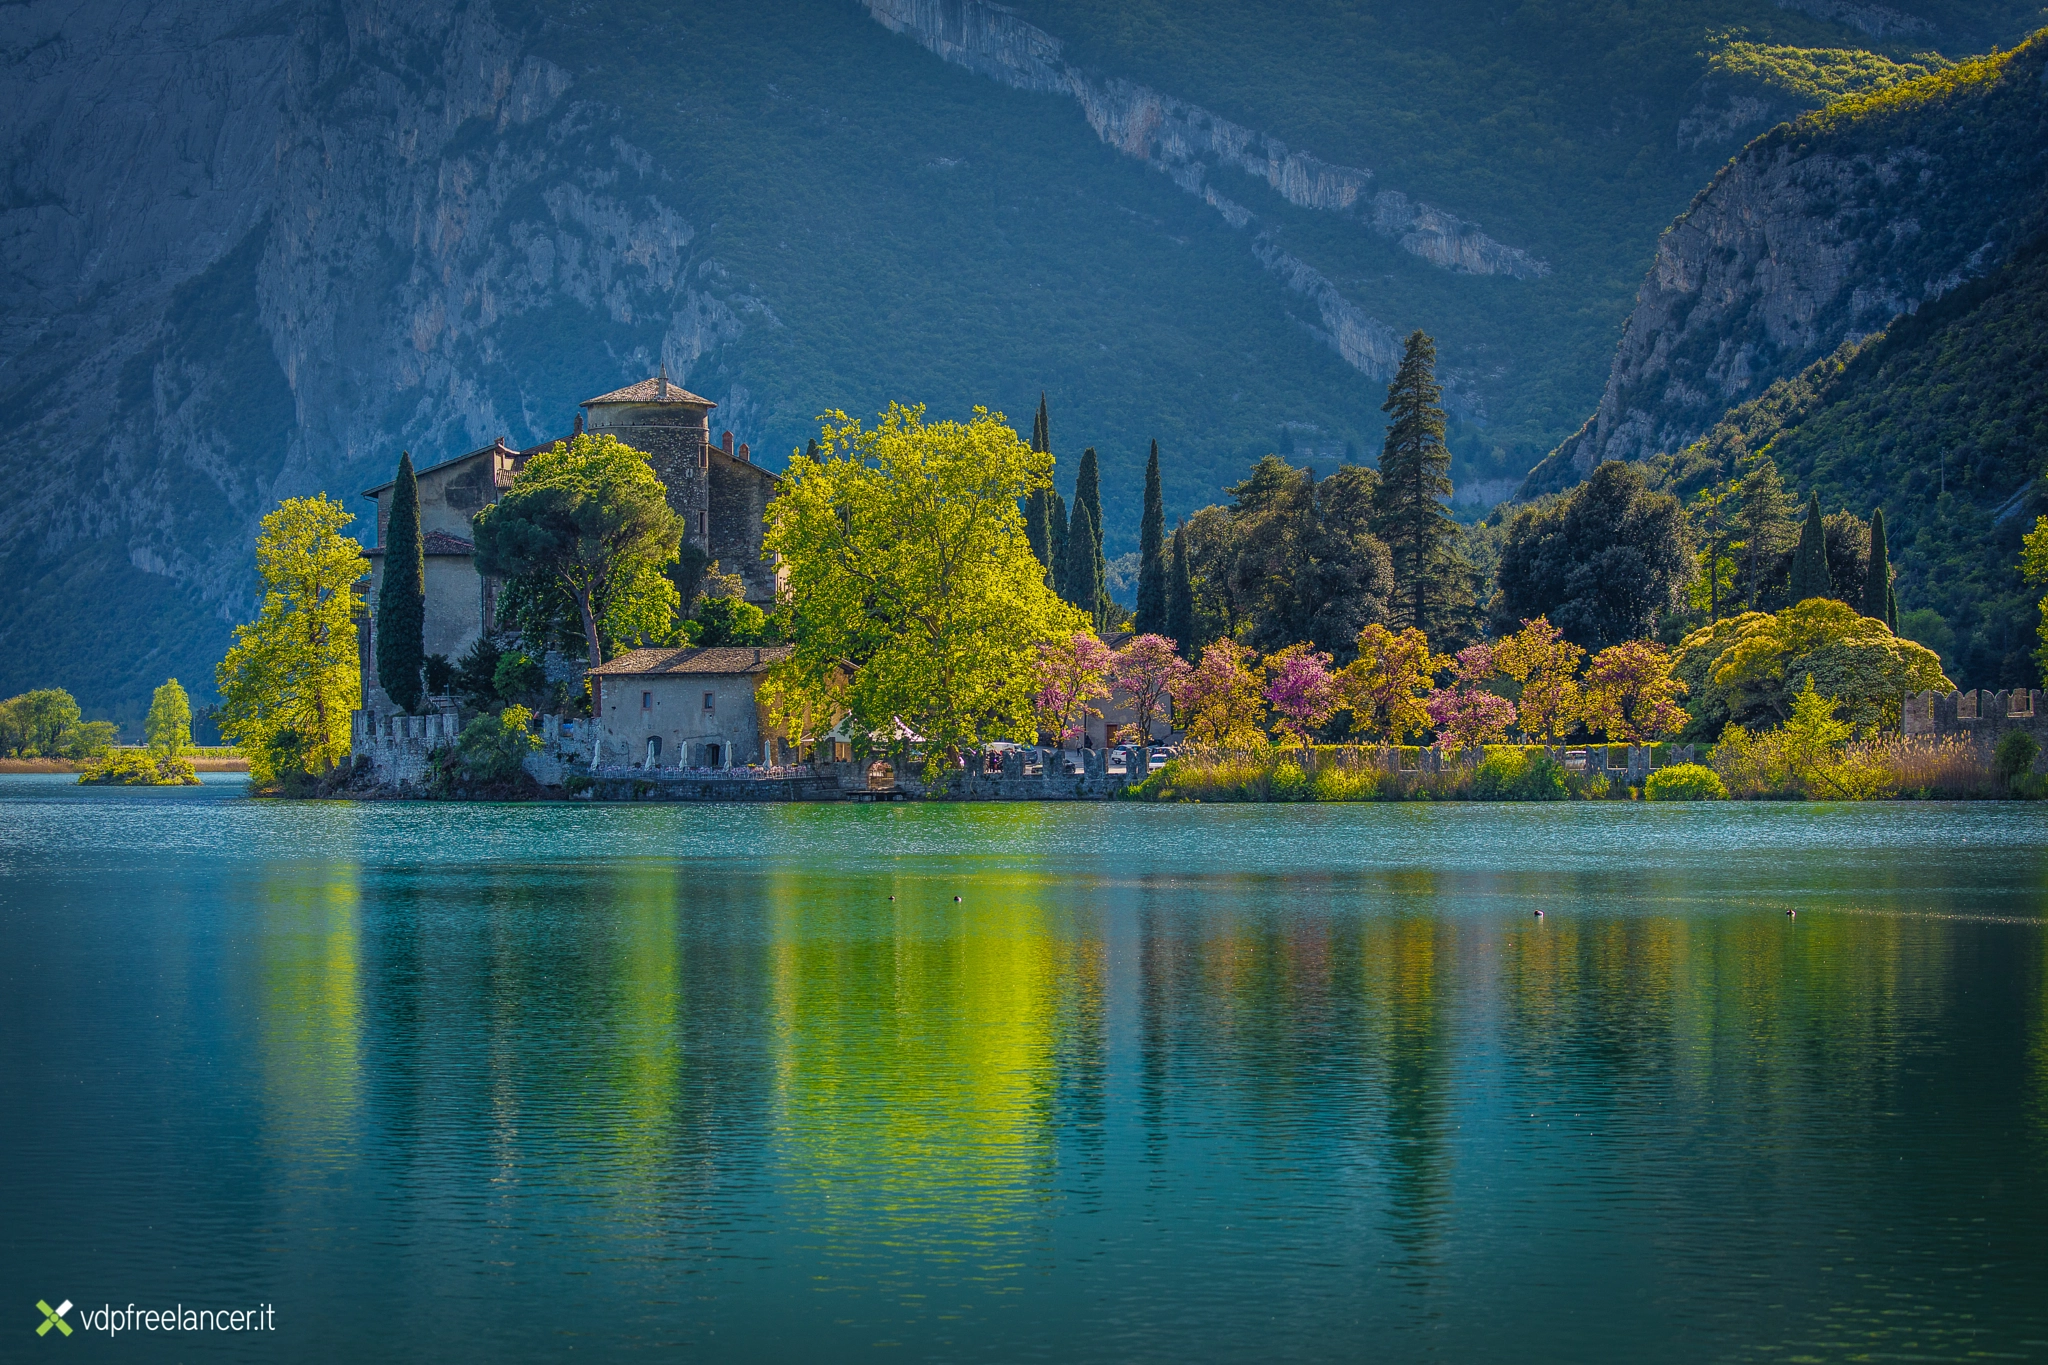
860, 0, 1542, 384
1775, 0, 1932, 40
1520, 35, 2048, 497
0, 0, 762, 712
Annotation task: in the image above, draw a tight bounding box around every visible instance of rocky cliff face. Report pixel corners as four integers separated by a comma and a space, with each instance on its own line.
0, 0, 762, 719
861, 0, 1543, 395
1521, 35, 2048, 497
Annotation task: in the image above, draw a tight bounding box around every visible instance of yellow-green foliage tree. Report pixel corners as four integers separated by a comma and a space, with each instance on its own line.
1171, 639, 1267, 747
762, 404, 1086, 764
1674, 598, 1950, 737
471, 433, 681, 666
1338, 623, 1443, 742
215, 496, 364, 787
2024, 515, 2048, 678
1581, 639, 1689, 743
146, 679, 192, 757
1492, 616, 1584, 742
0, 689, 116, 759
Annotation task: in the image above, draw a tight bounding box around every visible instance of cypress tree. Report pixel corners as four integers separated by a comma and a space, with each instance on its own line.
376, 451, 426, 712
1370, 331, 1461, 636
1061, 497, 1099, 616
1788, 491, 1831, 602
1863, 507, 1893, 626
1165, 523, 1195, 657
1023, 394, 1054, 576
1886, 579, 1899, 633
1075, 446, 1104, 569
1134, 440, 1167, 635
1049, 489, 1069, 588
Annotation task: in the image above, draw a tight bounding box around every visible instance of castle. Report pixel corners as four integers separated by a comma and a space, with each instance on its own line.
358, 371, 777, 710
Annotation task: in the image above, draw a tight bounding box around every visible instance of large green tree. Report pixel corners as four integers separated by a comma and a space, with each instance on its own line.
146, 679, 192, 757
761, 404, 1087, 764
471, 433, 682, 666
375, 451, 427, 711
1371, 331, 1465, 639
1491, 460, 1691, 652
215, 495, 365, 785
1134, 439, 1167, 636
1788, 491, 1831, 602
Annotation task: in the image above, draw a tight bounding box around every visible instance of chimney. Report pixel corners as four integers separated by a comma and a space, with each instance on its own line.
721, 430, 734, 457
658, 362, 670, 400
737, 442, 750, 463
573, 411, 584, 436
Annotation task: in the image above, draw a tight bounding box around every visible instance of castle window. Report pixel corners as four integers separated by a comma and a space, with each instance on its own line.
641, 691, 652, 710
699, 511, 707, 537
704, 691, 715, 713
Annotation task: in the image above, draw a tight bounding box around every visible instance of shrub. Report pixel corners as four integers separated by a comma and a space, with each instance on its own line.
1994, 730, 2040, 788
1645, 763, 1728, 800
1269, 759, 1309, 800
1470, 747, 1567, 801
76, 751, 200, 786
453, 706, 543, 786
1310, 766, 1378, 801
492, 653, 548, 708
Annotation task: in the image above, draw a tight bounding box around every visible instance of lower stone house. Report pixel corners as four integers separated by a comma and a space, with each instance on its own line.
587, 645, 794, 770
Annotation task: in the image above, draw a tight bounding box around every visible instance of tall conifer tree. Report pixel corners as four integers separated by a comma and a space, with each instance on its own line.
1023, 394, 1057, 579
1370, 331, 1461, 637
1062, 498, 1100, 618
1075, 446, 1105, 586
1863, 507, 1894, 626
376, 451, 426, 711
1788, 491, 1831, 602
1135, 440, 1167, 635
1165, 523, 1195, 657
1735, 457, 1797, 610
1049, 490, 1069, 588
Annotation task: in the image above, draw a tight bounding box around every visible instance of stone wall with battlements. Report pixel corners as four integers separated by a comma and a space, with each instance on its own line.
1902, 689, 2048, 746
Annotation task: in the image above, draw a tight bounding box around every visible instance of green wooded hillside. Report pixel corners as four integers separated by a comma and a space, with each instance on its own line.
1649, 240, 2048, 687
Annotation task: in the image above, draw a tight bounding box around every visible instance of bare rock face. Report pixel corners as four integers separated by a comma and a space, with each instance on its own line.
0, 0, 759, 713
860, 0, 1541, 396
1521, 38, 2048, 498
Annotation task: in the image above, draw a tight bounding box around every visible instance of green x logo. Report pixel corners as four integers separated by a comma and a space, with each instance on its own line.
36, 1300, 71, 1337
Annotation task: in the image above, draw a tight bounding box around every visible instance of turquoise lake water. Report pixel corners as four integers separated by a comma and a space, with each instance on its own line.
2, 774, 2045, 1361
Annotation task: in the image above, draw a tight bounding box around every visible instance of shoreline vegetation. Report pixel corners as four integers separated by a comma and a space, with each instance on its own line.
1127, 732, 2030, 803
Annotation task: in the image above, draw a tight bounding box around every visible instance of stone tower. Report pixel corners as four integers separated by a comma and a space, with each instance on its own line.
578, 369, 780, 607
579, 368, 716, 551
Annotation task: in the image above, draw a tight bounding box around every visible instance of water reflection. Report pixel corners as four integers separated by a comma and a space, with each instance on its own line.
9, 791, 2047, 1362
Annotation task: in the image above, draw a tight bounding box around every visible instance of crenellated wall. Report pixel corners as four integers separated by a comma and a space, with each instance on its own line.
349, 709, 592, 790
1902, 689, 2048, 746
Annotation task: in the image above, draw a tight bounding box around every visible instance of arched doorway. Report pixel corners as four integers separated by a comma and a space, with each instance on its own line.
644, 736, 661, 767
702, 742, 722, 769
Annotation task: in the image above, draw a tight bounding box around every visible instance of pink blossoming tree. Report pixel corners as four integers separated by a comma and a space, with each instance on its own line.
1113, 634, 1191, 744
1262, 645, 1339, 746
1033, 631, 1115, 745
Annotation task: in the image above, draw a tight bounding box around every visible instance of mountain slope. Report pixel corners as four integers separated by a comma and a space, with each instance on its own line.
4, 0, 2043, 726
1522, 31, 2048, 495
1646, 238, 2048, 686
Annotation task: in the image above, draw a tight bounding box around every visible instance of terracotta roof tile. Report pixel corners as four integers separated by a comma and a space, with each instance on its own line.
422, 530, 474, 555
588, 644, 791, 677
582, 376, 716, 407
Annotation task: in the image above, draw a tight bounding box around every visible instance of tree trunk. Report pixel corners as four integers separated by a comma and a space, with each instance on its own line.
573, 584, 605, 667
